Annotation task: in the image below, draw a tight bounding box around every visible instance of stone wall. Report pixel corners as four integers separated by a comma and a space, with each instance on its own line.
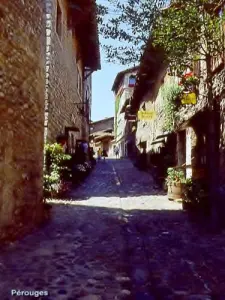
46, 0, 85, 143
176, 131, 186, 166
176, 64, 225, 185
135, 69, 170, 153
0, 0, 46, 241
90, 117, 114, 134
83, 73, 92, 140
213, 68, 225, 186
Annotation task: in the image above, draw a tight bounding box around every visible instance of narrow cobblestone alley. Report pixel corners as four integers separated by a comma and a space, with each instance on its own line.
1, 159, 225, 300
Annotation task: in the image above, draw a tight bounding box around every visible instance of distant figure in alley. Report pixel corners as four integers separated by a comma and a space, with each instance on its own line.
97, 148, 102, 161
114, 146, 119, 159
102, 149, 108, 161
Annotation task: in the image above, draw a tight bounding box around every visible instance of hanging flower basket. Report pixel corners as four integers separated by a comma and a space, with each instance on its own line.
179, 73, 199, 92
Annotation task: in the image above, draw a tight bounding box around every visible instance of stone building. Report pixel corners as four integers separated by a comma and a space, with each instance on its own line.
130, 41, 177, 170
45, 0, 100, 153
0, 0, 46, 241
164, 2, 225, 186
131, 27, 225, 186
89, 117, 114, 156
215, 68, 225, 185
112, 67, 138, 157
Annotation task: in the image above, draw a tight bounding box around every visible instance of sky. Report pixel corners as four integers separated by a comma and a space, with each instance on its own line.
91, 0, 125, 122
91, 50, 124, 122
91, 0, 170, 122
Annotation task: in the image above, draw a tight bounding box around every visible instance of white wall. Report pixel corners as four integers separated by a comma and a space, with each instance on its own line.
115, 70, 137, 156
186, 127, 193, 178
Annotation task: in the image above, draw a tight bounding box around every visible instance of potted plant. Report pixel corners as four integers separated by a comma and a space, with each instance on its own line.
182, 178, 209, 214
43, 143, 71, 198
182, 178, 193, 210
166, 167, 186, 200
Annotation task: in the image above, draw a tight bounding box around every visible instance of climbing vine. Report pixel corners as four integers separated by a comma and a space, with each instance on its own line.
161, 83, 182, 132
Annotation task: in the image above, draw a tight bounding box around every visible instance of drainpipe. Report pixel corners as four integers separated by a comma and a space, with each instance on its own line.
43, 0, 53, 171
44, 0, 53, 144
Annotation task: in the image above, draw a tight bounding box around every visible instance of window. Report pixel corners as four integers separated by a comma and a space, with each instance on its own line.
56, 2, 62, 40
128, 75, 136, 87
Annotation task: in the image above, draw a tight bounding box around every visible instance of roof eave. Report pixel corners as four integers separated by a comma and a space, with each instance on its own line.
68, 0, 101, 71
111, 66, 139, 92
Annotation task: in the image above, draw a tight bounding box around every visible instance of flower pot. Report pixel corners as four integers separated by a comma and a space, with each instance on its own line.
167, 182, 183, 200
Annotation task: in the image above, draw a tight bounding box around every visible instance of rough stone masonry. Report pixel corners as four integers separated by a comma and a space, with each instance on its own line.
46, 0, 85, 143
0, 0, 46, 241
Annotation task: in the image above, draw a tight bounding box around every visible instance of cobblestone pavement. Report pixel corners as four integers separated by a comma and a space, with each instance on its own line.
1, 159, 225, 299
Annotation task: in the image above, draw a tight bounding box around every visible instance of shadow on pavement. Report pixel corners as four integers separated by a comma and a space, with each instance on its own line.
1, 204, 225, 298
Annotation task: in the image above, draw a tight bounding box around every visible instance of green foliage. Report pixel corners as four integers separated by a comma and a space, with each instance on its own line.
152, 0, 225, 70
98, 0, 225, 67
96, 4, 108, 25
183, 178, 210, 213
166, 167, 186, 185
161, 83, 182, 132
181, 75, 199, 90
97, 0, 167, 65
115, 95, 120, 115
44, 143, 71, 197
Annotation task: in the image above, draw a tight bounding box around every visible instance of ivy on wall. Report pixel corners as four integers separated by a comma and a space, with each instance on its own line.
161, 83, 182, 132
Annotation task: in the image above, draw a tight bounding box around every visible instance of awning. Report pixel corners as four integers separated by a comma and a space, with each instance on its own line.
150, 131, 170, 145
90, 129, 112, 137
155, 132, 170, 139
151, 139, 165, 145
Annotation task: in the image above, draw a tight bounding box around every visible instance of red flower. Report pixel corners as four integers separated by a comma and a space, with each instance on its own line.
183, 72, 193, 78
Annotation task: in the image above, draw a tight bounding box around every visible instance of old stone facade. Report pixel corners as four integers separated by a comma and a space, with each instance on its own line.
132, 45, 224, 186
90, 117, 114, 133
83, 72, 92, 139
176, 61, 225, 184
90, 117, 114, 156
0, 0, 46, 241
45, 0, 100, 151
112, 67, 138, 157
213, 68, 225, 185
46, 0, 85, 144
135, 70, 169, 151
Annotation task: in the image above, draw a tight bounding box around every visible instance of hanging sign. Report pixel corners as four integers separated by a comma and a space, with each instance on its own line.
138, 110, 156, 121
181, 92, 197, 105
